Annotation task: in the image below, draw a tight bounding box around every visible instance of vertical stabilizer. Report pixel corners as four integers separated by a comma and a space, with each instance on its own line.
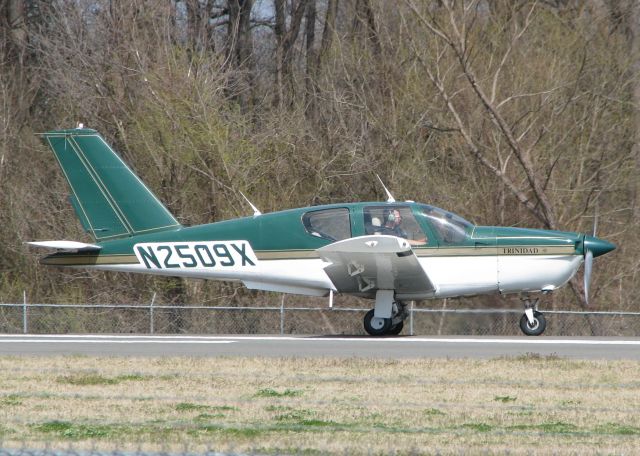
40, 128, 181, 241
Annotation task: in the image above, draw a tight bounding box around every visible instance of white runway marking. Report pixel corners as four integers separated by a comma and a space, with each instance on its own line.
0, 335, 639, 345
0, 335, 238, 340
0, 339, 235, 344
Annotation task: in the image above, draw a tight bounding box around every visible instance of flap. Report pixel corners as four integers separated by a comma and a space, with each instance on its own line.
317, 235, 435, 295
27, 240, 102, 252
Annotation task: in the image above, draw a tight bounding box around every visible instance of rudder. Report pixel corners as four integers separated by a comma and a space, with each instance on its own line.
40, 128, 181, 241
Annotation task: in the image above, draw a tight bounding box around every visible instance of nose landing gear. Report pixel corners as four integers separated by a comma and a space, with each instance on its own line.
520, 297, 546, 336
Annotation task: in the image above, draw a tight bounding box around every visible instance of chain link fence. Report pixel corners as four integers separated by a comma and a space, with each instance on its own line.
1, 300, 639, 336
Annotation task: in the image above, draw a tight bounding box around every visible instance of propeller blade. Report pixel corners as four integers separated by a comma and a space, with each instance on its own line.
584, 249, 593, 305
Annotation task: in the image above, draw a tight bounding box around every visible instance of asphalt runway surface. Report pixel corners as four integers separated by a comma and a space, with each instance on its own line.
0, 335, 639, 359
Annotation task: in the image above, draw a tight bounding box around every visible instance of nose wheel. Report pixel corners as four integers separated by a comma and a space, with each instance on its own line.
519, 297, 546, 336
519, 311, 546, 336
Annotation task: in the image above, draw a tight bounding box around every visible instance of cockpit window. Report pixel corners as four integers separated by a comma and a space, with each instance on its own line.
420, 205, 472, 245
364, 206, 428, 245
302, 208, 351, 241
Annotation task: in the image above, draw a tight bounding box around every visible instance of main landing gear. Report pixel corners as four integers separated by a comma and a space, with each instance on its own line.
364, 295, 408, 336
519, 296, 546, 336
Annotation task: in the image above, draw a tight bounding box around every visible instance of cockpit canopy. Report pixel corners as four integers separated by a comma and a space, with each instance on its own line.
300, 203, 474, 247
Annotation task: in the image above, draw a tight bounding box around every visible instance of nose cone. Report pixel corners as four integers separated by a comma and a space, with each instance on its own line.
584, 235, 616, 258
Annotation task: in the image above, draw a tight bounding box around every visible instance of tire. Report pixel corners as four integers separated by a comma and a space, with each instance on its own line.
364, 309, 392, 336
519, 311, 546, 336
388, 321, 404, 336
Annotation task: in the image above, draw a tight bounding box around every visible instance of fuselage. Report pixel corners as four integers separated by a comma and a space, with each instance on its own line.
41, 201, 615, 300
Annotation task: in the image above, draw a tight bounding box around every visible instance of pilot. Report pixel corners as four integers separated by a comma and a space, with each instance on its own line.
381, 209, 426, 246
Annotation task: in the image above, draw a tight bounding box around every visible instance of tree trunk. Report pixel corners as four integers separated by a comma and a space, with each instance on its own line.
353, 0, 381, 55
4, 0, 27, 63
630, 0, 640, 220
227, 0, 255, 110
287, 0, 309, 104
274, 0, 285, 107
186, 0, 215, 54
318, 0, 338, 68
305, 0, 317, 101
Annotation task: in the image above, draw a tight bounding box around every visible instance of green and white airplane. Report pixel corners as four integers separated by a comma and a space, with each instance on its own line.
29, 127, 615, 336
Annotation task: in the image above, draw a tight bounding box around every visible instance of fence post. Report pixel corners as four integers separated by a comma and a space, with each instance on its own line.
409, 301, 414, 336
280, 295, 285, 335
150, 292, 156, 334
23, 290, 27, 334
437, 298, 447, 335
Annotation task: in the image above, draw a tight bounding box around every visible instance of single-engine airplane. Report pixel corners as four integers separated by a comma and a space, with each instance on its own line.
29, 127, 615, 336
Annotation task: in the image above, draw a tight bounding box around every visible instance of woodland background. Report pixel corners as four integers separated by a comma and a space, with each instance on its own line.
0, 0, 638, 313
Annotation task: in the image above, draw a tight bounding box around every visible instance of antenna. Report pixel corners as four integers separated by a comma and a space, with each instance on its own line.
239, 191, 262, 218
375, 174, 396, 203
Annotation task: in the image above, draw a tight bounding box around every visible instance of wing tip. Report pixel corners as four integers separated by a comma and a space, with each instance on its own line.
26, 240, 102, 251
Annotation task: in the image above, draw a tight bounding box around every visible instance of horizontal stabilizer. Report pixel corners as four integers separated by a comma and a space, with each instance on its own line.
27, 240, 102, 251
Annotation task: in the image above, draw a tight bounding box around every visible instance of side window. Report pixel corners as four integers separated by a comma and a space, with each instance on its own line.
302, 208, 351, 241
363, 206, 427, 245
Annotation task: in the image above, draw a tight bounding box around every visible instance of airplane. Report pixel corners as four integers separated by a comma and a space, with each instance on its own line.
28, 127, 616, 336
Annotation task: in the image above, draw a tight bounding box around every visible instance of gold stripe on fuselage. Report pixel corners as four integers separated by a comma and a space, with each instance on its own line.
41, 254, 138, 266
415, 245, 576, 257
41, 245, 577, 266
256, 250, 318, 260
253, 245, 577, 260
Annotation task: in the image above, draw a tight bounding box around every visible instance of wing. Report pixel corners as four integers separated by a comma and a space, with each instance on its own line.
317, 235, 435, 295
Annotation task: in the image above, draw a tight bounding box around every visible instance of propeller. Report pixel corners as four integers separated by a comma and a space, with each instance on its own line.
582, 210, 615, 305
584, 249, 593, 305
584, 213, 596, 305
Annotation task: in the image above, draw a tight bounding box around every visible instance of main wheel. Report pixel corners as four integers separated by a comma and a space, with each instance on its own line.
388, 321, 404, 335
519, 311, 546, 336
364, 309, 392, 336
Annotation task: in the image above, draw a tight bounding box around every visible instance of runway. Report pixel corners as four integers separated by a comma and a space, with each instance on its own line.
1, 335, 639, 359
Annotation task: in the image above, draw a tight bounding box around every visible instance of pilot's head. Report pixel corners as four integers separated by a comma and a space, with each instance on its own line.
384, 209, 402, 226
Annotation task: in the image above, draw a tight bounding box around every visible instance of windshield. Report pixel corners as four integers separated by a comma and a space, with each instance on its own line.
419, 205, 473, 245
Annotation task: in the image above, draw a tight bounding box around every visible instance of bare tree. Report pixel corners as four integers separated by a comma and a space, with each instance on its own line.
274, 0, 309, 107
405, 0, 558, 229
2, 0, 27, 61
304, 0, 316, 102
226, 0, 255, 110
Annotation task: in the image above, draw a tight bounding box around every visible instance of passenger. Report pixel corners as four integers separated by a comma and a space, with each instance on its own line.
371, 216, 382, 234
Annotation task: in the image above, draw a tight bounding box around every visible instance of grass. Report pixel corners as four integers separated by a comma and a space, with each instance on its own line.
56, 373, 149, 386
254, 388, 303, 398
32, 421, 122, 439
1, 394, 23, 406
175, 402, 210, 412
1, 356, 640, 454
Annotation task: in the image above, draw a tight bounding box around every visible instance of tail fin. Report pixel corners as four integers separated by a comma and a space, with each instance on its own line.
40, 128, 181, 241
